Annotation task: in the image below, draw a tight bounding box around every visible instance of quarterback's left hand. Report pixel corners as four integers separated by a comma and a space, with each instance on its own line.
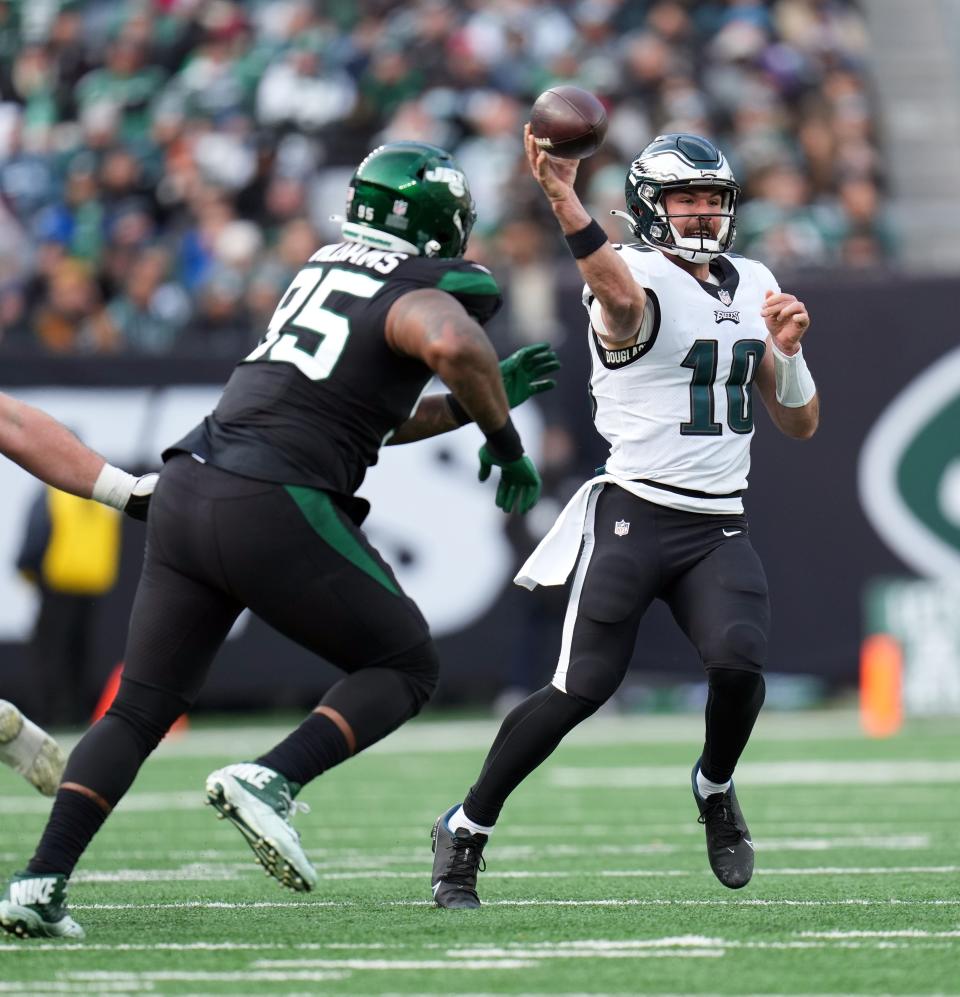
500, 343, 561, 408
123, 472, 159, 521
761, 290, 809, 354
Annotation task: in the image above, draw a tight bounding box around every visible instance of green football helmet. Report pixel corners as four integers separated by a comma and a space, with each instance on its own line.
342, 142, 476, 258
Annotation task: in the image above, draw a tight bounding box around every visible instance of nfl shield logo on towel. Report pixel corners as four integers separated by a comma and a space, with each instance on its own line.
614, 520, 630, 537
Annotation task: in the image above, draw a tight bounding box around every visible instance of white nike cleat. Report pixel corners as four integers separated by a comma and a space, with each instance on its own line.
205, 763, 317, 892
0, 701, 66, 796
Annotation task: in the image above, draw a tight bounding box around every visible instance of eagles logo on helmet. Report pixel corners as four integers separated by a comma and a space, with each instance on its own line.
341, 142, 477, 259
611, 133, 740, 265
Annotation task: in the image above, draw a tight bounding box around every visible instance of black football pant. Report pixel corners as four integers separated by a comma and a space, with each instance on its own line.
59, 454, 439, 809
464, 484, 769, 827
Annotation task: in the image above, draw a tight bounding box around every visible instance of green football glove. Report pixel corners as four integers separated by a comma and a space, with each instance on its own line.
478, 445, 542, 515
499, 343, 561, 408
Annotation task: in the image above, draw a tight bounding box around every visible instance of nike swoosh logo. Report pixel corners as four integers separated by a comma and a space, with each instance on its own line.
432, 882, 441, 897
743, 839, 754, 850
722, 529, 742, 537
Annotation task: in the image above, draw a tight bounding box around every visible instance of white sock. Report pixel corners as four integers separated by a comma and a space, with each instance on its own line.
447, 804, 494, 837
696, 769, 731, 800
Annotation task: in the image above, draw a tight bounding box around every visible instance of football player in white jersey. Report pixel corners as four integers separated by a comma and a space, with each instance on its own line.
0, 391, 157, 796
430, 129, 819, 906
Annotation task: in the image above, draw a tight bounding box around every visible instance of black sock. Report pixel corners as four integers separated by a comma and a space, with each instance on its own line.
27, 789, 109, 877
700, 668, 765, 784
256, 712, 350, 788
463, 685, 596, 828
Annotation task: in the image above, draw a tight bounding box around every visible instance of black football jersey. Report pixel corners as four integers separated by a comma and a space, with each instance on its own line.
165, 242, 501, 497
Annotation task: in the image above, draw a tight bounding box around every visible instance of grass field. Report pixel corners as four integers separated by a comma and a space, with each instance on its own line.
1, 708, 957, 996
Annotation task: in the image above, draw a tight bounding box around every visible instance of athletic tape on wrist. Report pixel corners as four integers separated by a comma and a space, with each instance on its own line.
91, 462, 137, 511
564, 219, 608, 260
484, 418, 524, 463
444, 394, 472, 427
772, 342, 817, 408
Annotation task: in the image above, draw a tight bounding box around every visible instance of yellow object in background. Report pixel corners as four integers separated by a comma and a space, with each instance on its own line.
41, 489, 121, 595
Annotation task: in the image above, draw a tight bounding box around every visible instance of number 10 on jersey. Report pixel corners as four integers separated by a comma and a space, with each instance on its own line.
681, 339, 765, 436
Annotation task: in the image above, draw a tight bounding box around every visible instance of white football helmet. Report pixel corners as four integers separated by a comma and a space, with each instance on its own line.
614, 133, 740, 264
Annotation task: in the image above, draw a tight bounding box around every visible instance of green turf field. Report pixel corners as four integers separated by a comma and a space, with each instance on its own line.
1, 708, 957, 995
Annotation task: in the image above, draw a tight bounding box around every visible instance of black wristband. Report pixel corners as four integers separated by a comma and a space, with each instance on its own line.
484, 418, 524, 464
564, 218, 608, 259
444, 394, 472, 427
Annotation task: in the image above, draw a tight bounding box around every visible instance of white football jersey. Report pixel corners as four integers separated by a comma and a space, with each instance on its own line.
584, 245, 778, 514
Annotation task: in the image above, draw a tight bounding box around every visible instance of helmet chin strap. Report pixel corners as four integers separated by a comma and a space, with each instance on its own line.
668, 223, 722, 263
610, 209, 725, 263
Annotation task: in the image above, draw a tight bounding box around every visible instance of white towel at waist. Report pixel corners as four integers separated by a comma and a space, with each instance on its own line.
514, 473, 655, 590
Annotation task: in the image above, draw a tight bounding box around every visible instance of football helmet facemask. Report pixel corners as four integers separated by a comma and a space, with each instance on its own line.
342, 142, 476, 258
613, 133, 739, 264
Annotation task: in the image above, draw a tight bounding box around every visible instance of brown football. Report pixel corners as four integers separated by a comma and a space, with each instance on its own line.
529, 86, 608, 160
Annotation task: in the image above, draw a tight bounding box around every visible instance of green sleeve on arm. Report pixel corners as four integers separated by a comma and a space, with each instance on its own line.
436, 269, 500, 297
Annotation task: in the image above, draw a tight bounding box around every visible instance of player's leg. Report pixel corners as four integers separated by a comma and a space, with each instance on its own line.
201, 482, 439, 889
0, 701, 65, 796
665, 531, 770, 888
433, 486, 661, 907
1, 457, 243, 939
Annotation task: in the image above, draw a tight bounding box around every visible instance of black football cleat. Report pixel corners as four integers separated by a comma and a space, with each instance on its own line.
430, 804, 487, 909
691, 758, 755, 889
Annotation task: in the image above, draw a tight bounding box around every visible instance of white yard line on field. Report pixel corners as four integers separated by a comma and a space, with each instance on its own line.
66, 964, 533, 977
0, 985, 142, 994
62, 861, 957, 884
48, 710, 912, 760
799, 930, 960, 938
66, 970, 350, 982
550, 760, 960, 787
3, 934, 956, 959
602, 865, 960, 877
41, 896, 959, 914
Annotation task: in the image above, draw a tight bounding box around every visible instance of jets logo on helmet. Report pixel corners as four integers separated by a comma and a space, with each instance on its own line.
423, 166, 467, 198
612, 133, 740, 264
341, 142, 477, 258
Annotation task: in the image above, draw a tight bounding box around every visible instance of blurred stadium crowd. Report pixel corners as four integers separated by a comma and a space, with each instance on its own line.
0, 0, 890, 357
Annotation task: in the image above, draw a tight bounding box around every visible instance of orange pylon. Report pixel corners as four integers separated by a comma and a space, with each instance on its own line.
859, 634, 903, 737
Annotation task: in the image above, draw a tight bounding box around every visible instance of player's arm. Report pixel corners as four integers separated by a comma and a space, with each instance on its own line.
0, 391, 158, 519
384, 288, 541, 514
385, 289, 512, 433
524, 124, 645, 345
387, 342, 559, 445
753, 291, 819, 440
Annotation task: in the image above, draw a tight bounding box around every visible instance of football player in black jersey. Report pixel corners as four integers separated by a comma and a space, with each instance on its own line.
0, 392, 156, 802
0, 142, 558, 940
